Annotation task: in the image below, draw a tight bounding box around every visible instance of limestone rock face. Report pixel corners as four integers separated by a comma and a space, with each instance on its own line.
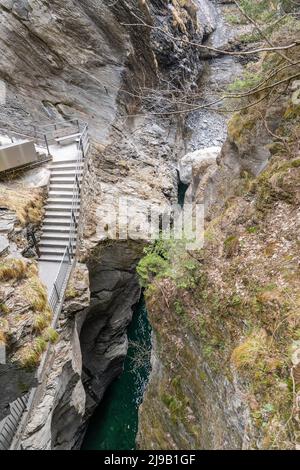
0, 0, 208, 139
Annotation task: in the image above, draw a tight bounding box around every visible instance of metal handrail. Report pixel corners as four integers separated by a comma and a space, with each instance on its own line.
47, 123, 89, 315
1, 118, 86, 156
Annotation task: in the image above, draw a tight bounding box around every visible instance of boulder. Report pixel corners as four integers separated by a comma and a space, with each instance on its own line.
179, 146, 220, 184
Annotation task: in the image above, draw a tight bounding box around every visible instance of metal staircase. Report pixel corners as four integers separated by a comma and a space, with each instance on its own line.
39, 159, 83, 262
0, 119, 90, 451
38, 122, 89, 313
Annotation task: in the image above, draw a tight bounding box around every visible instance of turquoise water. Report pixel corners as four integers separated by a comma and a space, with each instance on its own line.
81, 297, 152, 450
178, 179, 189, 208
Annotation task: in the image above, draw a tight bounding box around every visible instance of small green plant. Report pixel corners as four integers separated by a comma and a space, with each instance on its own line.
137, 239, 172, 288
161, 392, 188, 423
228, 71, 263, 94
203, 345, 214, 359
0, 259, 28, 281
247, 226, 259, 234
174, 300, 185, 316
23, 276, 48, 312
34, 337, 47, 355
0, 330, 6, 345
231, 329, 268, 369
225, 14, 245, 25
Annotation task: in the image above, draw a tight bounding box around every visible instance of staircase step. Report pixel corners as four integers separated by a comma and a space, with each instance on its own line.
46, 198, 79, 205
50, 176, 82, 184
50, 166, 82, 172
45, 204, 79, 212
41, 232, 73, 240
45, 208, 79, 216
40, 247, 67, 256
50, 159, 80, 166
48, 191, 76, 198
43, 217, 71, 225
51, 170, 83, 177
50, 163, 83, 171
49, 184, 75, 192
43, 226, 72, 233
40, 240, 76, 248
39, 255, 67, 262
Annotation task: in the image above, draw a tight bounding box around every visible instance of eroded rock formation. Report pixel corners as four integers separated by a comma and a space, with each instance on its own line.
0, 0, 218, 449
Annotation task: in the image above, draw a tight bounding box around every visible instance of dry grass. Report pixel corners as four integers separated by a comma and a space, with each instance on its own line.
0, 255, 55, 368
0, 185, 45, 226
16, 337, 48, 369
33, 313, 50, 333
42, 327, 59, 344
22, 275, 48, 312
231, 329, 268, 369
0, 258, 28, 281
0, 330, 6, 345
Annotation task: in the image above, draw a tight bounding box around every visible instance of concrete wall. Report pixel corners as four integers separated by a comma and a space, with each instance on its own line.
0, 140, 38, 172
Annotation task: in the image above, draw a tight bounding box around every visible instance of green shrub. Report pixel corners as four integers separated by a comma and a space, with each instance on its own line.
228, 71, 263, 94
137, 240, 171, 287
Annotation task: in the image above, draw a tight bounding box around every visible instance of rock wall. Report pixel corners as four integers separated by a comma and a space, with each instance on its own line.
137, 14, 300, 449
0, 0, 217, 449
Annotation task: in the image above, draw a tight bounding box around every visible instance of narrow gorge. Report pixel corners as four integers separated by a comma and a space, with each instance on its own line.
0, 0, 299, 452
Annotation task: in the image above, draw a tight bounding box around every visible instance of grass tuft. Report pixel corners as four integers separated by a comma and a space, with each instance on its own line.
22, 276, 48, 312
231, 329, 268, 369
0, 186, 45, 227
0, 259, 28, 281
42, 327, 59, 344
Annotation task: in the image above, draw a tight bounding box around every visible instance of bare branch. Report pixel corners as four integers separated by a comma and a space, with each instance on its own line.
233, 0, 295, 65
121, 21, 300, 58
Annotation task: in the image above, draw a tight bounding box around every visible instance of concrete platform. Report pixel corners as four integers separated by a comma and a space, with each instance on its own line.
39, 260, 61, 294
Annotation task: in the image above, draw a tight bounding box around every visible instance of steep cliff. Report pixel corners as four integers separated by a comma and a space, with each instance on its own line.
138, 16, 300, 449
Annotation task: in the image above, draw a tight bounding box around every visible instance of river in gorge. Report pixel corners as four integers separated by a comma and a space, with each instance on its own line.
81, 0, 244, 451
81, 296, 152, 450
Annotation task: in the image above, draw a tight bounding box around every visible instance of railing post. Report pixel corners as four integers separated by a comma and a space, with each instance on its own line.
80, 138, 85, 159
71, 210, 78, 228
75, 175, 81, 195
44, 134, 50, 156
